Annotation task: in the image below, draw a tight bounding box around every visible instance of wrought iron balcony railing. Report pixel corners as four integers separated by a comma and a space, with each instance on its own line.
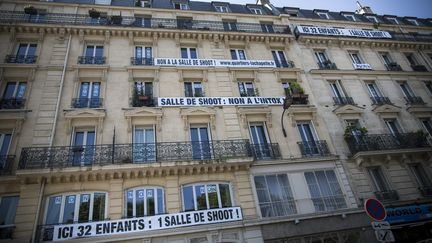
411, 64, 428, 72
0, 11, 291, 35
0, 155, 15, 176
385, 62, 403, 71
419, 186, 432, 197
131, 57, 154, 65
345, 133, 429, 154
71, 98, 103, 108
77, 56, 106, 65
131, 96, 155, 107
287, 93, 309, 105
250, 143, 280, 160
4, 55, 37, 64
18, 140, 256, 170
0, 98, 26, 109
0, 225, 15, 240
370, 96, 392, 106
317, 61, 337, 70
275, 60, 295, 68
404, 96, 425, 105
333, 97, 355, 106
374, 190, 399, 202
297, 140, 330, 157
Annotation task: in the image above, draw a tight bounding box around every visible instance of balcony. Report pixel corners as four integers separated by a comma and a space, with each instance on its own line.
71, 98, 103, 108
411, 64, 428, 72
250, 143, 281, 160
18, 140, 255, 170
404, 96, 425, 105
333, 97, 355, 106
0, 226, 15, 240
4, 55, 37, 64
317, 61, 337, 70
78, 56, 106, 65
290, 94, 309, 105
0, 98, 25, 109
370, 96, 392, 106
0, 155, 15, 176
275, 60, 295, 68
297, 140, 330, 157
419, 186, 432, 197
385, 62, 403, 71
345, 133, 429, 154
0, 10, 291, 35
131, 95, 155, 107
131, 57, 154, 65
374, 190, 399, 202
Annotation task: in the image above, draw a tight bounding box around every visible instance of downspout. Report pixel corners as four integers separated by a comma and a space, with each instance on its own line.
30, 33, 72, 243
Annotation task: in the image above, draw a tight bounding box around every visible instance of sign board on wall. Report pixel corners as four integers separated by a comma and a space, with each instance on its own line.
385, 203, 432, 224
353, 63, 372, 70
295, 25, 392, 39
154, 58, 276, 68
53, 207, 243, 241
158, 97, 285, 107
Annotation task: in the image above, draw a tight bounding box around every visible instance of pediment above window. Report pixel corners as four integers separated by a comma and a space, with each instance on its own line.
180, 107, 216, 130
286, 105, 318, 127
124, 107, 163, 132
64, 109, 106, 133
238, 106, 272, 128
372, 104, 401, 116
333, 104, 364, 118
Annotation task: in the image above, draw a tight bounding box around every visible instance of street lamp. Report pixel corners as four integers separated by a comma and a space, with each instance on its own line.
281, 95, 293, 137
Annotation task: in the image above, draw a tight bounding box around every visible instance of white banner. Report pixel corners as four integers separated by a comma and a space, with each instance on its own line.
353, 63, 372, 70
158, 96, 285, 107
296, 25, 392, 39
154, 58, 276, 68
53, 207, 242, 241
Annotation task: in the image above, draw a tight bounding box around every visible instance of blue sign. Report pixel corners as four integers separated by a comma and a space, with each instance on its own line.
385, 203, 432, 224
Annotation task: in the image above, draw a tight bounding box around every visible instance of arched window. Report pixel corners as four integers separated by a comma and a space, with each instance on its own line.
125, 187, 164, 218
182, 183, 233, 211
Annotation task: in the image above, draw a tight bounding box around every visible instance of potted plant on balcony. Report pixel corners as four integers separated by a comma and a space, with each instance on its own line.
413, 130, 427, 146
111, 14, 123, 25
289, 82, 308, 103
89, 8, 101, 18
24, 5, 37, 15
344, 126, 368, 140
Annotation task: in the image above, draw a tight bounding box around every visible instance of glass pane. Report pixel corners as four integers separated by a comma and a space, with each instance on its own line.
255, 125, 268, 144
144, 82, 153, 96
230, 50, 237, 60
78, 194, 90, 223
0, 196, 19, 225
146, 189, 155, 216
195, 185, 207, 210
183, 186, 195, 211
136, 190, 144, 217
145, 128, 154, 143
190, 48, 197, 59
145, 47, 152, 58
190, 128, 199, 142
184, 82, 193, 97
157, 189, 164, 214
266, 175, 282, 201
28, 44, 37, 56
86, 132, 95, 146
95, 46, 104, 57
219, 184, 232, 208
3, 83, 16, 99
85, 46, 94, 56
199, 127, 209, 141
181, 48, 188, 58
74, 132, 84, 146
79, 83, 90, 98
207, 185, 219, 209
238, 50, 246, 60
16, 44, 28, 56
250, 126, 259, 144
91, 83, 100, 98
15, 83, 26, 98
62, 195, 76, 224
126, 190, 133, 218
92, 193, 105, 221
45, 196, 62, 224
0, 134, 12, 156
135, 46, 142, 58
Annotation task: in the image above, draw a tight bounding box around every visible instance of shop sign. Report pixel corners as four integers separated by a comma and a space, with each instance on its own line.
53, 207, 243, 241
385, 203, 432, 224
295, 25, 392, 39
154, 58, 276, 68
158, 96, 285, 107
353, 63, 372, 70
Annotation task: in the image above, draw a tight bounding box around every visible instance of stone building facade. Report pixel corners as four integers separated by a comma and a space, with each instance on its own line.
0, 0, 430, 242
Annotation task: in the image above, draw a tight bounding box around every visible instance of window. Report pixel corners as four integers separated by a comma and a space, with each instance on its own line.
366, 82, 383, 98
425, 81, 432, 95
348, 52, 363, 64
81, 45, 104, 64
386, 17, 399, 24
137, 0, 151, 8
409, 164, 432, 189
45, 192, 106, 224
304, 170, 347, 212
297, 122, 320, 155
316, 12, 329, 19
223, 21, 237, 31
368, 167, 391, 192
366, 16, 378, 23
134, 81, 153, 97
421, 119, 432, 137
380, 52, 393, 65
182, 183, 232, 211
238, 82, 256, 97
343, 14, 356, 21
254, 174, 296, 217
190, 125, 211, 160
249, 8, 262, 15
314, 50, 329, 64
174, 3, 189, 10
74, 82, 101, 108
230, 49, 246, 60
215, 5, 229, 13
71, 129, 96, 166
406, 19, 419, 26
134, 46, 152, 65
184, 82, 203, 97
126, 187, 164, 217
0, 196, 19, 226
0, 133, 12, 158
329, 80, 346, 99
272, 50, 289, 68
14, 43, 37, 63
2, 82, 27, 100
177, 17, 192, 29
405, 53, 419, 66
133, 126, 156, 162
384, 119, 402, 135
134, 15, 151, 27
399, 82, 416, 98
181, 47, 197, 59
282, 82, 290, 96
261, 23, 274, 33
249, 123, 271, 159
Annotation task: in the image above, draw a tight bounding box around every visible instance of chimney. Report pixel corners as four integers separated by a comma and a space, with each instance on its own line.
355, 1, 374, 14
256, 0, 281, 15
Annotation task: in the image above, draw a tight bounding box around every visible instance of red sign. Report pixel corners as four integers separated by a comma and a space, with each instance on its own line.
364, 198, 386, 221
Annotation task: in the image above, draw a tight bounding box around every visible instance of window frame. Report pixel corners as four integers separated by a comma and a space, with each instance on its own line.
0, 132, 13, 156
237, 81, 256, 97
134, 81, 153, 97
0, 195, 19, 226
348, 51, 364, 64
406, 19, 419, 26
181, 47, 197, 59
424, 81, 432, 96
409, 163, 432, 188
367, 166, 391, 192
249, 8, 263, 15
314, 50, 329, 64
215, 5, 229, 13
181, 182, 234, 212
84, 44, 104, 58
386, 17, 399, 24
399, 81, 416, 98
230, 49, 247, 60
405, 53, 419, 65
328, 80, 346, 99
296, 121, 319, 143
2, 81, 27, 99
316, 12, 329, 19
15, 43, 37, 57
366, 81, 383, 98
384, 118, 403, 135
174, 3, 189, 10
125, 186, 165, 218
184, 81, 204, 97
420, 118, 432, 137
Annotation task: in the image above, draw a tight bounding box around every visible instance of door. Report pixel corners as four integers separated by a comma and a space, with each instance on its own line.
71, 130, 95, 166
297, 122, 319, 155
190, 126, 211, 160
249, 123, 270, 159
133, 126, 156, 163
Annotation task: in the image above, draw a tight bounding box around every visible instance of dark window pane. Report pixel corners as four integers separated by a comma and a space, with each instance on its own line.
62, 195, 75, 224
207, 184, 219, 209
45, 196, 61, 224
126, 190, 133, 218
146, 189, 155, 216
181, 48, 188, 58
0, 196, 19, 225
195, 185, 207, 210
92, 193, 105, 221
183, 186, 195, 211
3, 83, 16, 99
78, 194, 90, 223
157, 189, 164, 214
219, 184, 232, 207
136, 190, 144, 217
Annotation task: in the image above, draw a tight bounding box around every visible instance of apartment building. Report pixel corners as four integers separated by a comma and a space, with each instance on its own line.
0, 0, 430, 242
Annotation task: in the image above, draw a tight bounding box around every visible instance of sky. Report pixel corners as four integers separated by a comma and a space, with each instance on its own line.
197, 0, 432, 18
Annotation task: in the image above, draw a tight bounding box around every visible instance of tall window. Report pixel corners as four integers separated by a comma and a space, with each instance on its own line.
297, 122, 319, 155
0, 196, 19, 226
386, 17, 399, 24
134, 46, 152, 65
0, 133, 12, 158
223, 21, 237, 31
348, 51, 363, 64
380, 52, 393, 65
249, 123, 270, 159
409, 164, 432, 189
238, 82, 256, 97
249, 8, 262, 15
329, 80, 346, 100
45, 192, 106, 224
14, 43, 37, 63
272, 51, 288, 68
190, 125, 211, 160
399, 82, 415, 98
134, 81, 153, 97
261, 23, 274, 33
405, 53, 419, 66
314, 50, 329, 64
126, 187, 164, 217
424, 81, 432, 95
1, 82, 27, 109
184, 82, 204, 97
384, 119, 402, 135
366, 82, 383, 98
75, 82, 101, 108
406, 19, 419, 26
304, 170, 347, 212
368, 167, 391, 192
133, 126, 156, 162
71, 129, 96, 166
254, 174, 296, 217
230, 49, 246, 60
134, 15, 151, 27
182, 183, 232, 211
82, 45, 104, 64
181, 47, 197, 59
421, 119, 432, 137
